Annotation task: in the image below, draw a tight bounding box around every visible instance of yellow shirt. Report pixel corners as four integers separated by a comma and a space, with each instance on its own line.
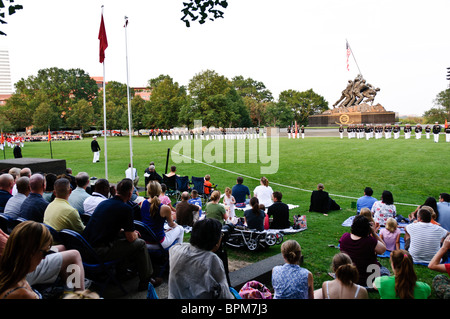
44, 198, 85, 235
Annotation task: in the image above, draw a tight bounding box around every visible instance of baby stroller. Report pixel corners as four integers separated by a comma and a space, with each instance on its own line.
222, 223, 284, 251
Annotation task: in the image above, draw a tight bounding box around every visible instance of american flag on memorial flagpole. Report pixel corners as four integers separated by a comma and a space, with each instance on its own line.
346, 41, 351, 71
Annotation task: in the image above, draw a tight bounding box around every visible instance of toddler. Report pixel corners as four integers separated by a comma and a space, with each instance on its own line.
223, 187, 236, 220
379, 217, 401, 251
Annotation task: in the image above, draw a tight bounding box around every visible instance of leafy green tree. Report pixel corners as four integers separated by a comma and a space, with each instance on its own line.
66, 99, 95, 133
131, 95, 147, 134
32, 102, 60, 132
265, 101, 294, 127
232, 75, 273, 126
2, 93, 34, 131
181, 0, 228, 27
278, 89, 328, 125
423, 89, 450, 123
146, 75, 187, 128
186, 70, 250, 127
13, 67, 98, 126
0, 0, 23, 36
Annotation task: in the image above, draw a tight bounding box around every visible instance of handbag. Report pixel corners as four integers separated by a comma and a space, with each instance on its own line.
239, 280, 272, 299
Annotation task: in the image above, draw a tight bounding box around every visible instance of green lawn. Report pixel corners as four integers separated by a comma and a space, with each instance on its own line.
8, 133, 450, 298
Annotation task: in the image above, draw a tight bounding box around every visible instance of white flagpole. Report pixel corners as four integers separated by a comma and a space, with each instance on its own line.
346, 39, 363, 77
124, 16, 134, 182
101, 6, 108, 180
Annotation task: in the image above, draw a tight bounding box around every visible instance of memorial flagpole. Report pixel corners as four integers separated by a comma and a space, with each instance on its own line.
124, 16, 134, 183
99, 5, 109, 180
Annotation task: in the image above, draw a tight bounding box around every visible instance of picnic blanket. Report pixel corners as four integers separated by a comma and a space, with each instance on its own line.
341, 215, 408, 233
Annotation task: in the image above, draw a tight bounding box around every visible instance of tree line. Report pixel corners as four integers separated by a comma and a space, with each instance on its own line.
0, 67, 330, 134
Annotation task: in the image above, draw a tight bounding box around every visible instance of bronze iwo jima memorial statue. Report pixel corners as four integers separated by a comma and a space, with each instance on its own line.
309, 40, 396, 126
308, 73, 396, 126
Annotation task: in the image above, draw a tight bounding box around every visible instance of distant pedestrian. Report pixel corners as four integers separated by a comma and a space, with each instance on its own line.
91, 136, 100, 163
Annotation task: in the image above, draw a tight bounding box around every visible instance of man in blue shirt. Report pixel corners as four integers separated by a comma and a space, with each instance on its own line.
83, 178, 157, 291
437, 192, 450, 231
0, 173, 14, 213
19, 173, 49, 222
232, 176, 250, 207
356, 187, 377, 214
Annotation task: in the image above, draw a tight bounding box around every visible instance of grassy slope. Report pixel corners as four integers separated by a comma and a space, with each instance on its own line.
11, 133, 449, 298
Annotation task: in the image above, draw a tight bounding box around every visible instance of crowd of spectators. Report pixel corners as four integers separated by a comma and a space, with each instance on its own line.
0, 163, 448, 300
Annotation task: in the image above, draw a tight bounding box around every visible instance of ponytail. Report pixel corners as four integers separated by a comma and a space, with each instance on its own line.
391, 250, 416, 299
332, 253, 359, 286
147, 181, 162, 218
250, 197, 260, 216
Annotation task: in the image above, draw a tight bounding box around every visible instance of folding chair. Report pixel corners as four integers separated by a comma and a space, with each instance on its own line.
6, 217, 27, 234
59, 229, 127, 296
162, 174, 177, 198
0, 214, 9, 233
43, 223, 61, 244
175, 175, 191, 202
191, 176, 209, 206
133, 220, 178, 278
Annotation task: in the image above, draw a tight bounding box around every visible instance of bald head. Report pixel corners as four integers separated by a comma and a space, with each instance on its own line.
0, 173, 14, 192
181, 191, 190, 201
29, 174, 46, 194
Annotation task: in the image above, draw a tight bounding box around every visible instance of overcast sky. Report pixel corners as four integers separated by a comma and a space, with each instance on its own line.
1, 0, 449, 117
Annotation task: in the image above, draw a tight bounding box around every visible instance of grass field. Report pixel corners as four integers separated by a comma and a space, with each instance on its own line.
8, 132, 450, 298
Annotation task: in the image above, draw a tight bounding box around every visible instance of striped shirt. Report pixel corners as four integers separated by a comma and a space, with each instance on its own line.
406, 222, 448, 264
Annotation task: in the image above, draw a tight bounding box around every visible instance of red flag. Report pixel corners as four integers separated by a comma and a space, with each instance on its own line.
445, 119, 448, 129
0, 132, 4, 145
48, 129, 51, 143
98, 13, 108, 63
346, 41, 351, 71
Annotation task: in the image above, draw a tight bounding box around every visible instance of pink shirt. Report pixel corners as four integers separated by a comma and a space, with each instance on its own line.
379, 228, 400, 251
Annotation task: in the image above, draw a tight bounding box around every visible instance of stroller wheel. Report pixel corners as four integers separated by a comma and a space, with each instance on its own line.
275, 233, 284, 245
265, 233, 277, 246
246, 238, 258, 251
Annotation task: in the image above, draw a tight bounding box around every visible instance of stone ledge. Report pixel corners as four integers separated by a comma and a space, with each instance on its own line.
229, 253, 284, 291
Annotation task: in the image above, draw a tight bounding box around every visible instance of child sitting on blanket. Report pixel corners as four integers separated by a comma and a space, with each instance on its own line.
379, 217, 401, 251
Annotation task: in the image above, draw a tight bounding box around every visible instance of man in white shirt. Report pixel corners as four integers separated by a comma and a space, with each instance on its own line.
83, 179, 114, 216
125, 163, 139, 187
405, 208, 449, 264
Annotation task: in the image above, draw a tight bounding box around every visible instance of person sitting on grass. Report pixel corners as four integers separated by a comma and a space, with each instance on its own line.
371, 190, 396, 227
339, 214, 388, 287
188, 190, 203, 218
204, 191, 228, 224
373, 249, 431, 299
309, 183, 340, 216
244, 197, 265, 231
428, 235, 450, 299
272, 239, 314, 299
315, 253, 368, 299
380, 217, 401, 252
